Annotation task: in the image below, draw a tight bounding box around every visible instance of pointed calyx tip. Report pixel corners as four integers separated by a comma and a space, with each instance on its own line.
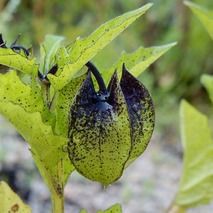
122, 63, 126, 70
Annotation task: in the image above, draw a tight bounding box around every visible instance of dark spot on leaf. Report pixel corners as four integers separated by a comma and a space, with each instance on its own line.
10, 203, 19, 212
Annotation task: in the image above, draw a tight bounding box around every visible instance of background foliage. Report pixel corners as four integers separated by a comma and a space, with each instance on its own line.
1, 0, 212, 130
0, 0, 213, 212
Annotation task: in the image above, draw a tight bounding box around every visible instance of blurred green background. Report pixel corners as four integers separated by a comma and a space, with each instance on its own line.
1, 0, 212, 133
0, 0, 213, 212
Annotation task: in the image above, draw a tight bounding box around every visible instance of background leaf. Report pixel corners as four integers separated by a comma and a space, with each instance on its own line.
184, 1, 213, 39
79, 209, 88, 213
201, 74, 213, 104
48, 3, 153, 90
0, 181, 31, 213
175, 100, 213, 208
80, 204, 122, 213
0, 0, 20, 35
39, 34, 64, 74
97, 203, 122, 213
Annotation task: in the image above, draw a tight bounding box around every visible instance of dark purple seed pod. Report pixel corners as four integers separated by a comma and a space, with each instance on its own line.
68, 62, 155, 185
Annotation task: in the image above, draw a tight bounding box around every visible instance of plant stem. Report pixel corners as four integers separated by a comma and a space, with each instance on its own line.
86, 61, 107, 93
51, 190, 64, 213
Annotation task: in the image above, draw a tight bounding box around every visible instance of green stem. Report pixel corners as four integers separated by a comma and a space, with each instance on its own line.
51, 190, 64, 213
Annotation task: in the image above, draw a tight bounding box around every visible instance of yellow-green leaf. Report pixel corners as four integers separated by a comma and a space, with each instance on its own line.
175, 100, 213, 208
102, 42, 176, 84
0, 102, 74, 196
201, 74, 213, 104
0, 181, 31, 213
0, 48, 38, 73
0, 71, 43, 113
79, 209, 88, 213
184, 1, 213, 39
81, 204, 122, 213
48, 3, 153, 90
97, 203, 122, 213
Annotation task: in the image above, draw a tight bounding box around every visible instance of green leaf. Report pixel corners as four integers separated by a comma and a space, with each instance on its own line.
102, 42, 177, 83
201, 74, 213, 104
0, 181, 31, 213
0, 101, 74, 197
55, 46, 70, 67
40, 34, 64, 74
0, 70, 55, 126
48, 3, 153, 90
0, 0, 21, 34
184, 1, 213, 39
97, 203, 122, 213
175, 100, 213, 208
81, 204, 122, 213
0, 71, 43, 113
79, 209, 88, 213
0, 64, 75, 205
0, 48, 38, 73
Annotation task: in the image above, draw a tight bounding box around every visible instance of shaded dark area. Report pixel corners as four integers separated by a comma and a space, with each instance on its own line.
0, 162, 31, 201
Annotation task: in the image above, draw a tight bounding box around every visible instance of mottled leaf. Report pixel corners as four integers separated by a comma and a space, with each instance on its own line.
0, 181, 31, 213
184, 1, 213, 39
68, 72, 131, 185
55, 46, 70, 67
201, 74, 213, 104
175, 100, 213, 207
103, 42, 176, 83
0, 71, 43, 113
0, 70, 73, 195
0, 102, 74, 197
48, 3, 153, 90
0, 70, 55, 126
0, 48, 38, 74
120, 66, 154, 165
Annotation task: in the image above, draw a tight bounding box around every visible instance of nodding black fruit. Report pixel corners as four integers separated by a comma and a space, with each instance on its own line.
67, 61, 155, 185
